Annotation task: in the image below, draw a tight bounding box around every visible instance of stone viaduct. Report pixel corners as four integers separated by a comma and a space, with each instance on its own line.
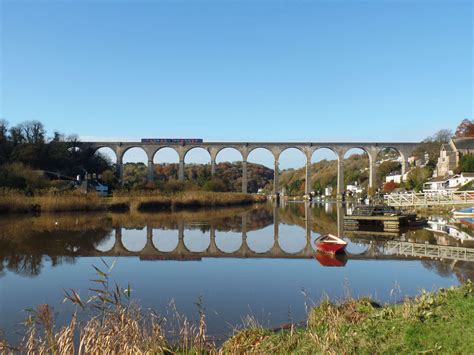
80, 141, 419, 197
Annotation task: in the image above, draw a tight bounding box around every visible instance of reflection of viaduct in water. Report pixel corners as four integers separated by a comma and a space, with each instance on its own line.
93, 205, 474, 263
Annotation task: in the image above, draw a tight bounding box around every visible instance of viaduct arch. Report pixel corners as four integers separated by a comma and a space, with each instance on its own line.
81, 141, 418, 198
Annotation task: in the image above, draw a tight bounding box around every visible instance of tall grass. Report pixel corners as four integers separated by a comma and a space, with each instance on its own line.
4, 260, 217, 354
112, 190, 266, 211
0, 189, 267, 214
0, 189, 107, 214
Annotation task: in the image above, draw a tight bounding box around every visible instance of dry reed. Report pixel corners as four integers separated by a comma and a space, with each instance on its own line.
0, 189, 266, 214
2, 260, 218, 354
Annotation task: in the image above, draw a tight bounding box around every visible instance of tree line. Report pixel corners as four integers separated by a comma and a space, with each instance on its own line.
0, 120, 114, 191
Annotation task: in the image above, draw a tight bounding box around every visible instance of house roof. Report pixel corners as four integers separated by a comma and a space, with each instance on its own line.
452, 137, 474, 151
426, 176, 448, 183
441, 143, 454, 152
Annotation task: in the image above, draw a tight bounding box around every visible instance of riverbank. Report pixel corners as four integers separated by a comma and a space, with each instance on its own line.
1, 282, 472, 353
0, 190, 267, 214
224, 281, 474, 353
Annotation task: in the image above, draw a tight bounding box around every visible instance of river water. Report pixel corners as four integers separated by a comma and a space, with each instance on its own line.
1, 202, 473, 343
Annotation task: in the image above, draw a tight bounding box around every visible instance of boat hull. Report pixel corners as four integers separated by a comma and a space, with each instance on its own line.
453, 207, 474, 217
315, 252, 348, 267
453, 212, 474, 217
316, 242, 347, 254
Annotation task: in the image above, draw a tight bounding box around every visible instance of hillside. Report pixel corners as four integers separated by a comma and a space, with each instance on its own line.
121, 153, 403, 195
123, 161, 274, 193
280, 152, 401, 196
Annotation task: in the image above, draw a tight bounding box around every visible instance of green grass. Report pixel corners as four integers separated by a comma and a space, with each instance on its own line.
223, 282, 474, 354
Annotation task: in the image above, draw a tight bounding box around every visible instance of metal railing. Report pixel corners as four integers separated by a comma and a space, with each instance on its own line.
385, 241, 474, 262
384, 190, 474, 207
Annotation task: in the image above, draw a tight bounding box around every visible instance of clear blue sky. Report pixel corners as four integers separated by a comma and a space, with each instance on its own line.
1, 0, 472, 167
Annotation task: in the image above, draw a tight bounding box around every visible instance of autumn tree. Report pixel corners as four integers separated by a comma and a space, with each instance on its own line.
455, 119, 474, 137
383, 181, 399, 193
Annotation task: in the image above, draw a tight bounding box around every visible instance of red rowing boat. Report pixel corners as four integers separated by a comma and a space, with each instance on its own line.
315, 234, 347, 254
315, 252, 348, 267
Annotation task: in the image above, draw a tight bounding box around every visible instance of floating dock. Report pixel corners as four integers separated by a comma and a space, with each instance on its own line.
344, 205, 418, 233
344, 214, 409, 232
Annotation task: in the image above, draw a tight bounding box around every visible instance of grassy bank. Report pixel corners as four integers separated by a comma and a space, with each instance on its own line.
224, 282, 474, 353
0, 190, 266, 214
1, 280, 472, 353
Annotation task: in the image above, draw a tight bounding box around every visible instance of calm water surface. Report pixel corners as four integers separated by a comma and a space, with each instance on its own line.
1, 202, 473, 343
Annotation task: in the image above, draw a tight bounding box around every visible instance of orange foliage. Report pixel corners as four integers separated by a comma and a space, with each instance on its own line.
455, 119, 474, 137
383, 181, 399, 193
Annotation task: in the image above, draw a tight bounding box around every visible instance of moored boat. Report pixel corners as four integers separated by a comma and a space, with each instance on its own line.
315, 234, 348, 254
315, 252, 348, 267
453, 207, 474, 217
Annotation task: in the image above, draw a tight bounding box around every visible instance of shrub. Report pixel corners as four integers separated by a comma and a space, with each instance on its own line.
0, 162, 50, 190
383, 181, 399, 193
460, 154, 474, 173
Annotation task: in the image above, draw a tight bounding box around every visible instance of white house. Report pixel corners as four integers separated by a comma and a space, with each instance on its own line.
324, 186, 333, 197
423, 172, 474, 192
423, 176, 449, 191
346, 183, 363, 194
78, 178, 109, 196
447, 172, 474, 189
385, 173, 408, 184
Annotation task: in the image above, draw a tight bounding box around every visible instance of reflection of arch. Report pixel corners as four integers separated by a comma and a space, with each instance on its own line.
344, 241, 370, 255
121, 229, 147, 252
94, 231, 116, 252
152, 229, 179, 252
215, 231, 243, 253
183, 230, 211, 252
246, 225, 275, 253
278, 229, 307, 254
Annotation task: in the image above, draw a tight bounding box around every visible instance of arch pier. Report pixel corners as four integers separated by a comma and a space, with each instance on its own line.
82, 141, 418, 197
